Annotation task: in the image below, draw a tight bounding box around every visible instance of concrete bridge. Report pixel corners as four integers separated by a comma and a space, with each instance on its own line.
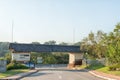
9, 43, 84, 68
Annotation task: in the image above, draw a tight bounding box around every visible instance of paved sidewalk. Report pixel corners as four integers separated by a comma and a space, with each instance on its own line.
0, 69, 38, 80
89, 70, 120, 80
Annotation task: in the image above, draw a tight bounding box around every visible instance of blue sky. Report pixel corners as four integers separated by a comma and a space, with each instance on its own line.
0, 0, 120, 43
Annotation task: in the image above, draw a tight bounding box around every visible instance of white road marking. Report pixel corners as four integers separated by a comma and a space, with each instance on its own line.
58, 75, 62, 79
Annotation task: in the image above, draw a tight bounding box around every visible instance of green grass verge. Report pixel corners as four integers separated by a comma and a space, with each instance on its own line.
97, 67, 120, 76
77, 65, 87, 69
0, 69, 29, 78
86, 64, 105, 70
86, 64, 120, 76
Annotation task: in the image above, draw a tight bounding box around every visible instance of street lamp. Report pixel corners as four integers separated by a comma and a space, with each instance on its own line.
85, 52, 88, 67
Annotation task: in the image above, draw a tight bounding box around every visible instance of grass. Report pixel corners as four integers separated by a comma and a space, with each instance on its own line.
0, 69, 29, 78
77, 65, 87, 69
86, 64, 105, 70
97, 67, 120, 76
86, 64, 120, 76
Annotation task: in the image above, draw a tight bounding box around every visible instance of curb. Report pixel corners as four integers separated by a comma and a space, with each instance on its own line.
0, 69, 39, 80
18, 69, 39, 79
89, 71, 116, 80
84, 69, 116, 80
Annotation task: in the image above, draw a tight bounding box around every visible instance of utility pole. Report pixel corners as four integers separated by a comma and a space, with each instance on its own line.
73, 28, 75, 44
12, 20, 14, 42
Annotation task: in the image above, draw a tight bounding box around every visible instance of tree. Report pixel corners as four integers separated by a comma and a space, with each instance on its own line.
105, 23, 120, 65
74, 42, 81, 46
5, 52, 11, 64
30, 52, 69, 64
32, 42, 40, 44
44, 40, 56, 45
44, 56, 57, 64
81, 31, 106, 59
0, 42, 9, 57
59, 42, 68, 45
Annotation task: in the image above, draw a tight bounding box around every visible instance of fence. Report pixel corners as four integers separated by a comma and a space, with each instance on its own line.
82, 58, 106, 65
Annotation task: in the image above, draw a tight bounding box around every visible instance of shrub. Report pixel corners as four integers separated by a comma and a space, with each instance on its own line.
109, 64, 120, 71
87, 63, 105, 70
0, 57, 6, 60
7, 63, 28, 70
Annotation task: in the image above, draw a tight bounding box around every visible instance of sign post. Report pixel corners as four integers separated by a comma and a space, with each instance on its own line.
37, 57, 43, 64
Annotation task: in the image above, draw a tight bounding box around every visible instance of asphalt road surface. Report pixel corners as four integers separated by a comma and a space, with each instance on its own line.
21, 69, 103, 80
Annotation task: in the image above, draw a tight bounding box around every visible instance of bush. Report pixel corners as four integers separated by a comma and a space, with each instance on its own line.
87, 63, 105, 70
0, 57, 6, 60
7, 63, 28, 70
109, 64, 120, 71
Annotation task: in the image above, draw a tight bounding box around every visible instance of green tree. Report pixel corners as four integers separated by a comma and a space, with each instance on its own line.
44, 56, 57, 64
0, 42, 9, 57
81, 31, 106, 58
105, 23, 120, 65
74, 42, 81, 46
44, 40, 56, 45
59, 42, 68, 45
5, 52, 12, 64
32, 42, 40, 44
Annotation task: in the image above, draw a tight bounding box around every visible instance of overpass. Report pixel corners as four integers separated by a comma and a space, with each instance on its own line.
9, 43, 82, 53
9, 43, 84, 68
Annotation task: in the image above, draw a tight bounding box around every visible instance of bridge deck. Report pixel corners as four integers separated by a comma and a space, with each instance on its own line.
9, 43, 82, 53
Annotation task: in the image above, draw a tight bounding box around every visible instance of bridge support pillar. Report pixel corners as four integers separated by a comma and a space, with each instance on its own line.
68, 53, 83, 69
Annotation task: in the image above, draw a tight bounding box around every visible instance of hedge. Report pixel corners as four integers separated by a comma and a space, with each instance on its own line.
7, 63, 28, 70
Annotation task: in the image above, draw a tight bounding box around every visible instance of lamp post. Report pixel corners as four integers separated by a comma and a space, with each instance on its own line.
85, 52, 88, 67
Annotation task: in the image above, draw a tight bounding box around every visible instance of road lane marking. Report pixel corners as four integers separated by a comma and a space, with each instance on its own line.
58, 75, 62, 79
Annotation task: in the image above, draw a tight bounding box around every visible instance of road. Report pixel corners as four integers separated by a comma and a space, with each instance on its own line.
21, 69, 103, 80
35, 64, 67, 69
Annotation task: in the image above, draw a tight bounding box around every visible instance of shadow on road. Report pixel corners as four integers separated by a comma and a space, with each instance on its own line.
27, 72, 53, 77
